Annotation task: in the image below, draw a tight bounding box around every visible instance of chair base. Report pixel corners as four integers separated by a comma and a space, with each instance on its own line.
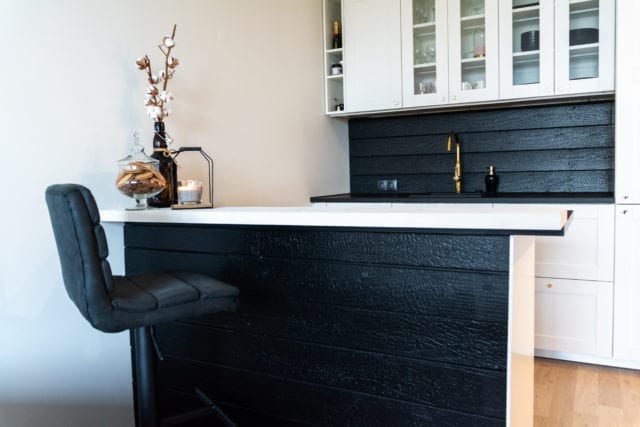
132, 326, 235, 427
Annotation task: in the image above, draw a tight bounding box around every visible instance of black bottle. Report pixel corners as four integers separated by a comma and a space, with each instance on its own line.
485, 165, 499, 194
148, 121, 178, 207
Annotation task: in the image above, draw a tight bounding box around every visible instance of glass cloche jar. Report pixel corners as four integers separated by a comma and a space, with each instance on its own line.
115, 132, 166, 210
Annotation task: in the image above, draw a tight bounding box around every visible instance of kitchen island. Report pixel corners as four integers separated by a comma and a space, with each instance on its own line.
101, 205, 570, 426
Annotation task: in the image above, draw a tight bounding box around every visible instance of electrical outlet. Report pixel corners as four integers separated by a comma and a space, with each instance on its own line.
377, 179, 398, 191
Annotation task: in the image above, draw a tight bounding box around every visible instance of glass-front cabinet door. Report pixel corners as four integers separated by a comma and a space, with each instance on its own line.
448, 0, 500, 103
499, 0, 555, 99
555, 0, 615, 94
401, 0, 449, 107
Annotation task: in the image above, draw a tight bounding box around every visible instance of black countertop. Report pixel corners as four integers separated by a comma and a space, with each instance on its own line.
310, 192, 614, 204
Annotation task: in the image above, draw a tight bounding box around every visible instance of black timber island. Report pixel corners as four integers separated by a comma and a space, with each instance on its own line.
103, 206, 569, 426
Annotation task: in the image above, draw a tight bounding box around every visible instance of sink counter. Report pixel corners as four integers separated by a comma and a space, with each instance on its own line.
101, 204, 569, 235
310, 192, 614, 204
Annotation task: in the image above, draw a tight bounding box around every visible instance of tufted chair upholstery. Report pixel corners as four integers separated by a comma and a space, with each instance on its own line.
45, 183, 238, 333
45, 184, 238, 427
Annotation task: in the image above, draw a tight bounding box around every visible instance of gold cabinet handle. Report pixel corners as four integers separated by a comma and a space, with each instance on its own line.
547, 283, 553, 289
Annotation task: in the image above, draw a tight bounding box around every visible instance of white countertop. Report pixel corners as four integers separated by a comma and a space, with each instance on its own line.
100, 204, 569, 232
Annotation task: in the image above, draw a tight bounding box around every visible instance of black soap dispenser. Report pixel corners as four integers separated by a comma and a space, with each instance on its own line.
485, 165, 499, 194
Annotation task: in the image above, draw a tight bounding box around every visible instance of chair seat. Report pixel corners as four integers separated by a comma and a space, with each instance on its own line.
112, 271, 238, 312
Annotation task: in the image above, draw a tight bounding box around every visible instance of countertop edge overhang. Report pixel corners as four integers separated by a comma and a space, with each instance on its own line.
100, 205, 570, 236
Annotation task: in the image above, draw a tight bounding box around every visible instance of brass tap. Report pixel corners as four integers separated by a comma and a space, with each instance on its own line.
447, 131, 462, 193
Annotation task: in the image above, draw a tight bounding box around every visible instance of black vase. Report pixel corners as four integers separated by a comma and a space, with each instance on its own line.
147, 121, 177, 207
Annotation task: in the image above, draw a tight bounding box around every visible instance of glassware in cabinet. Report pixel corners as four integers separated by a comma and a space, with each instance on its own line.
449, 0, 498, 103
402, 0, 449, 107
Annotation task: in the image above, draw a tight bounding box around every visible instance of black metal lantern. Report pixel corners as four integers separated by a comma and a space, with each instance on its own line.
170, 146, 214, 209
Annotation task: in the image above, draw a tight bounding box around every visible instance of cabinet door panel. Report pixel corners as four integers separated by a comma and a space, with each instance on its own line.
615, 1, 640, 204
401, 0, 449, 107
499, 0, 555, 99
554, 0, 615, 95
344, 0, 403, 112
535, 204, 614, 281
614, 206, 640, 363
447, 0, 500, 103
535, 278, 612, 358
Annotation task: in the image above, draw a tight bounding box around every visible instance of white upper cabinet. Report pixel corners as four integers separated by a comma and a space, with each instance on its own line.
343, 0, 403, 112
401, 0, 500, 107
448, 0, 501, 104
499, 0, 556, 98
323, 0, 345, 115
326, 0, 615, 115
401, 0, 450, 107
499, 0, 614, 99
555, 0, 615, 95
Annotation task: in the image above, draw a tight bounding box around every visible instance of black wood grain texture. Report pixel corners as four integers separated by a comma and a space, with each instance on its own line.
187, 297, 507, 370
347, 101, 614, 194
351, 148, 613, 175
158, 358, 504, 427
126, 225, 513, 423
158, 389, 305, 427
351, 169, 614, 193
156, 324, 507, 419
349, 102, 614, 138
350, 125, 614, 157
126, 249, 508, 322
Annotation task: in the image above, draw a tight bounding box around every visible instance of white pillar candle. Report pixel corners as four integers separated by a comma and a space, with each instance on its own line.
177, 180, 203, 204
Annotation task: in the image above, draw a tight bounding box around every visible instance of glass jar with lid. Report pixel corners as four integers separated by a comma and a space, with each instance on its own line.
115, 132, 166, 210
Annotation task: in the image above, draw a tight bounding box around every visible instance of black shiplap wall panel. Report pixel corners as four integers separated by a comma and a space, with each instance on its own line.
349, 102, 614, 138
159, 359, 504, 427
125, 225, 511, 272
189, 298, 508, 370
126, 225, 512, 424
126, 248, 509, 322
349, 102, 614, 194
157, 323, 507, 418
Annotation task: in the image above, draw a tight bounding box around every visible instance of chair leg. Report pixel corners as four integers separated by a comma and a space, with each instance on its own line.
132, 326, 158, 427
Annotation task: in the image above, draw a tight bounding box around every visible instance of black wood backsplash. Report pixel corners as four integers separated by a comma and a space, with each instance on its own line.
349, 101, 615, 194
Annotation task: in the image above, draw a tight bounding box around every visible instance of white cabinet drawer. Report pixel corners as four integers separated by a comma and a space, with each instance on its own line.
535, 204, 614, 281
535, 278, 612, 358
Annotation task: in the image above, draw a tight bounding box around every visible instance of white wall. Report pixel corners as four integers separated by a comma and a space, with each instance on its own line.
0, 1, 349, 425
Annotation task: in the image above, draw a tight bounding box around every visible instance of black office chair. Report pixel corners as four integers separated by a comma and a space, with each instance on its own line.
45, 183, 239, 427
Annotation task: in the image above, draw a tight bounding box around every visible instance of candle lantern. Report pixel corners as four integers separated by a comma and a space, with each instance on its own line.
170, 147, 214, 209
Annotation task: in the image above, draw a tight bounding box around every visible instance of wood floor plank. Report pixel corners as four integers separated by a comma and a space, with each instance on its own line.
534, 358, 640, 427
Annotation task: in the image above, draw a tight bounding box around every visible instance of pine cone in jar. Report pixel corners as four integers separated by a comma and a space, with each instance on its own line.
116, 161, 165, 197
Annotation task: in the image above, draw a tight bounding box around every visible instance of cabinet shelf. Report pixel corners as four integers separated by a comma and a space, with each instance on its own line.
569, 43, 598, 55
326, 48, 343, 54
513, 8, 540, 23
569, 0, 598, 11
513, 5, 539, 15
413, 22, 435, 30
461, 13, 485, 22
414, 62, 436, 70
326, 74, 344, 80
461, 56, 486, 65
513, 50, 540, 63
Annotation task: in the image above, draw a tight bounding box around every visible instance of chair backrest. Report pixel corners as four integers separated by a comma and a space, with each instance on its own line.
45, 184, 115, 328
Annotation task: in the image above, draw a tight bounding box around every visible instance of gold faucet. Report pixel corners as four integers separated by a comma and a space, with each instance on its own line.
447, 131, 462, 193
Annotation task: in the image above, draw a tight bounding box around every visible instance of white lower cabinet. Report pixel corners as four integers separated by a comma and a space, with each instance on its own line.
613, 206, 640, 364
530, 204, 615, 360
535, 278, 612, 358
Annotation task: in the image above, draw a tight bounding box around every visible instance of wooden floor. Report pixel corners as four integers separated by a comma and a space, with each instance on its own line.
535, 357, 640, 426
